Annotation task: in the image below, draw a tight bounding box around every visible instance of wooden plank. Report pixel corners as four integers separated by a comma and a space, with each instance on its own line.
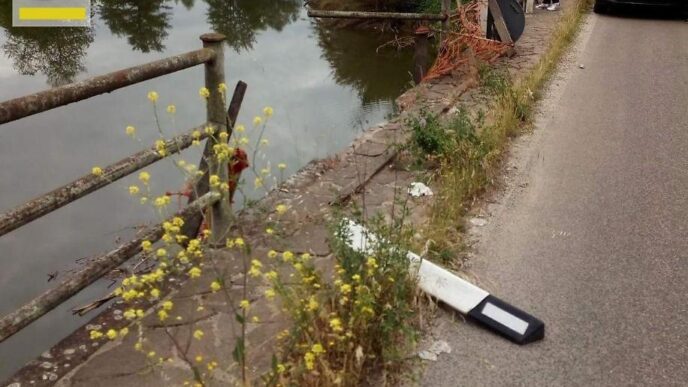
0, 192, 221, 343
308, 9, 446, 21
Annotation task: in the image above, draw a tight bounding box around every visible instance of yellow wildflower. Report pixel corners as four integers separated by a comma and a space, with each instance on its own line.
307, 296, 318, 311
141, 240, 152, 251
275, 204, 288, 215
119, 327, 129, 337
188, 267, 202, 279
304, 352, 315, 370
148, 351, 156, 358
282, 251, 294, 262
260, 139, 269, 146
340, 283, 352, 294
276, 364, 286, 374
199, 87, 210, 99
252, 316, 260, 323
218, 132, 228, 142
329, 318, 343, 332
218, 83, 227, 93
162, 300, 173, 311
277, 163, 287, 170
265, 271, 278, 281
123, 309, 137, 320
264, 288, 276, 299
91, 166, 103, 176
195, 355, 203, 363
253, 116, 262, 126
239, 299, 250, 310
138, 171, 150, 184
154, 196, 171, 208
157, 310, 168, 321
254, 177, 263, 188
239, 137, 249, 146
312, 343, 325, 355
106, 329, 118, 340
193, 330, 204, 340
128, 185, 140, 195
300, 253, 311, 261
267, 250, 278, 259
150, 288, 160, 299
156, 248, 167, 258
210, 280, 221, 292
166, 105, 176, 114
125, 125, 136, 136
134, 342, 143, 351
155, 139, 167, 156
147, 91, 159, 102
192, 130, 201, 140
263, 106, 274, 117
209, 174, 220, 188
235, 124, 245, 133
89, 330, 103, 340
234, 238, 245, 247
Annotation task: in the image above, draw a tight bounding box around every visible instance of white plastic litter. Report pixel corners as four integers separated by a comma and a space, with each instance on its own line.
408, 182, 433, 197
418, 340, 452, 361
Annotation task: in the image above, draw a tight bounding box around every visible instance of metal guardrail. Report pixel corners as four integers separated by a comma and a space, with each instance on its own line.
0, 32, 243, 343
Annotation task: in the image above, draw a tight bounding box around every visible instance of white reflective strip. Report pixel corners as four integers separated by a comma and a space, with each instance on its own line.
408, 252, 489, 313
343, 220, 490, 314
481, 302, 529, 335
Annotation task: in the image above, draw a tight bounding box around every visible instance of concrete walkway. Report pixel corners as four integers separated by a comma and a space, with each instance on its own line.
422, 10, 688, 386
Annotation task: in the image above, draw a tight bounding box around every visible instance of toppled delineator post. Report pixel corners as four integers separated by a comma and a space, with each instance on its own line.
344, 221, 545, 345
200, 33, 232, 246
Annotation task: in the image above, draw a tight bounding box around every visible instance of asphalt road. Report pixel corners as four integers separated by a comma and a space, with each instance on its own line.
421, 10, 688, 387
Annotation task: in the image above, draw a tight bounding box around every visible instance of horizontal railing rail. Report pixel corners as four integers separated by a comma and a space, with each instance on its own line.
307, 9, 448, 21
0, 192, 221, 342
0, 32, 246, 344
0, 124, 211, 237
0, 48, 215, 125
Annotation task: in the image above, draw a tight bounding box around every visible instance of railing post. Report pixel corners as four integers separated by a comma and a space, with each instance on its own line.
413, 26, 431, 84
441, 0, 451, 31
200, 32, 231, 245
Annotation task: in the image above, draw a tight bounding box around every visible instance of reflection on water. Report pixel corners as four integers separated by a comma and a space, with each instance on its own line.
0, 0, 413, 379
204, 0, 301, 52
98, 0, 173, 53
0, 0, 94, 86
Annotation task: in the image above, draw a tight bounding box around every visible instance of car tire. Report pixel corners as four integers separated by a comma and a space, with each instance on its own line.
593, 0, 609, 13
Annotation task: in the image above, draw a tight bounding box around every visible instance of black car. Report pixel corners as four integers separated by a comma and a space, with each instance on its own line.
593, 0, 687, 14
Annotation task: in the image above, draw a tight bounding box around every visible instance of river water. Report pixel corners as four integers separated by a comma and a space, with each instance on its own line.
0, 0, 413, 379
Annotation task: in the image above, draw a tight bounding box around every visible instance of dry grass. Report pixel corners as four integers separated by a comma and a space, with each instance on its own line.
422, 0, 592, 265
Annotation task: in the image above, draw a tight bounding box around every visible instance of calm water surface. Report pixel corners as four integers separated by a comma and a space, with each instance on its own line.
0, 0, 413, 378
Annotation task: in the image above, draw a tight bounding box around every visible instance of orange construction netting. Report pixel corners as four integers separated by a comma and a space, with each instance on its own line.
423, 1, 513, 81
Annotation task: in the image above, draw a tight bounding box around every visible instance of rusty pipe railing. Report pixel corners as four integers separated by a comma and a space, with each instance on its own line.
0, 192, 221, 343
0, 48, 215, 125
307, 9, 447, 21
0, 123, 211, 238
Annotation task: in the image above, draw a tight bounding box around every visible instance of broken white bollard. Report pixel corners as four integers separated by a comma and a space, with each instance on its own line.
343, 220, 545, 345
